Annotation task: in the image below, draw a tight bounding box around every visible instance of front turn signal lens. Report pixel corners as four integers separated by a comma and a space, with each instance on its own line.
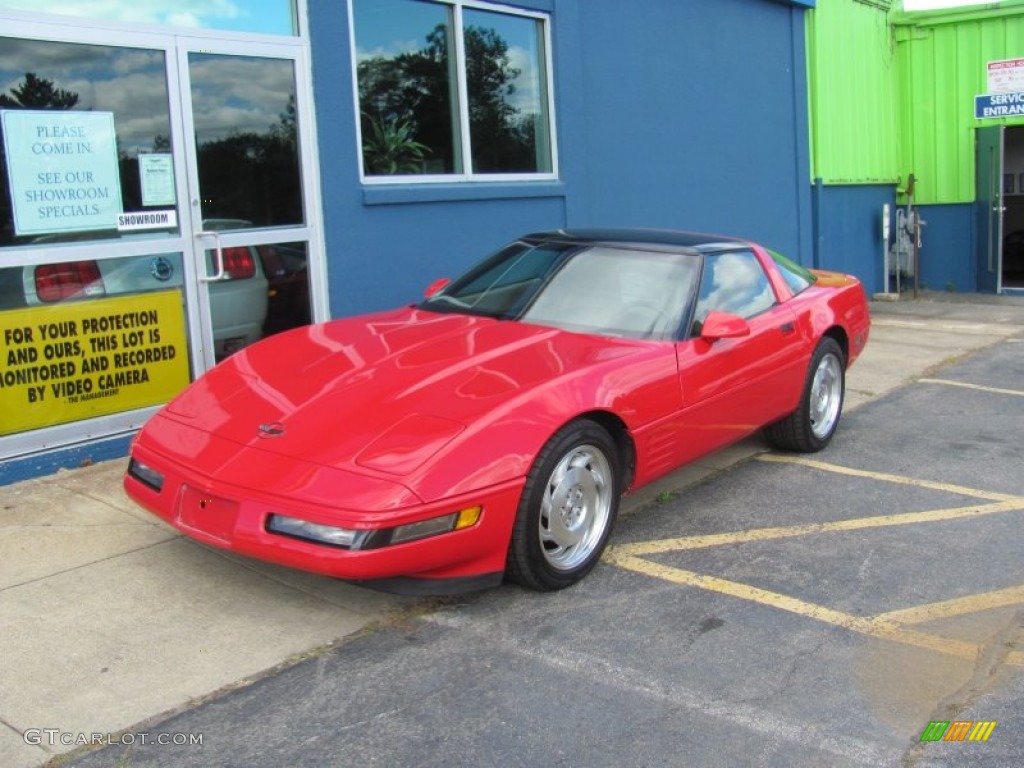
389, 506, 483, 545
454, 505, 482, 530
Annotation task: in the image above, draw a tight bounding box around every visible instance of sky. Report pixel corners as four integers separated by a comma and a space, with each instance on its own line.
0, 0, 296, 35
903, 0, 1001, 9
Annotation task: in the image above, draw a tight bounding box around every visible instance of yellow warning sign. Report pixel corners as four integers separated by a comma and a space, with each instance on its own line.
0, 290, 190, 435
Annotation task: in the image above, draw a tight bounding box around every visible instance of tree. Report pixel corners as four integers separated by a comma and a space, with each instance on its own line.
0, 73, 81, 245
357, 22, 537, 175
358, 24, 453, 173
463, 25, 529, 172
0, 72, 79, 109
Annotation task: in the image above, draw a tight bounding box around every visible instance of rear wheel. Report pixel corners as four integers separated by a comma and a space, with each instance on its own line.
764, 337, 845, 453
506, 419, 620, 591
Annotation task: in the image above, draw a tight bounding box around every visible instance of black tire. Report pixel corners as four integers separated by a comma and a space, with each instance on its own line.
506, 419, 621, 591
763, 337, 846, 453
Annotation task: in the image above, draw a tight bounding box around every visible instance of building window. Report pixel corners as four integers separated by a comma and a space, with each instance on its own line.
352, 0, 555, 181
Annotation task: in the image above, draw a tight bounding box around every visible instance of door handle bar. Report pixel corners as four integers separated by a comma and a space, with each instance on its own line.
194, 230, 227, 282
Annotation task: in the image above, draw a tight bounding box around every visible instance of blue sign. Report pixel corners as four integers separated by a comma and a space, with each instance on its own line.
975, 92, 1024, 120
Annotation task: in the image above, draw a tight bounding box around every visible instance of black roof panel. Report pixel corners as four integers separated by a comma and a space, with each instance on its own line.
521, 228, 751, 252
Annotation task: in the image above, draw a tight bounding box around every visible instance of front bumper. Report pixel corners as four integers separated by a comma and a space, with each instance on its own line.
124, 437, 522, 590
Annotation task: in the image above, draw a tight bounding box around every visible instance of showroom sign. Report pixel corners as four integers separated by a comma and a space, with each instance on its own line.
0, 109, 123, 236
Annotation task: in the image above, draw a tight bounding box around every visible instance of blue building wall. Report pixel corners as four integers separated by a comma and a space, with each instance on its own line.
308, 0, 815, 319
573, 0, 813, 261
1, 0, 816, 484
811, 185, 978, 296
917, 204, 976, 294
812, 183, 895, 296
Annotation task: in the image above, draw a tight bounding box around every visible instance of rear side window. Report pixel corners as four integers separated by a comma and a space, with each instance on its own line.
769, 249, 816, 296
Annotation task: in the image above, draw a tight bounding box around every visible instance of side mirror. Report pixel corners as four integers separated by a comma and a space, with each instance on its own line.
423, 277, 450, 299
700, 310, 750, 341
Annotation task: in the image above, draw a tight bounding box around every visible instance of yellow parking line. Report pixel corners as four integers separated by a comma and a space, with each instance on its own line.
877, 584, 1024, 625
610, 499, 1023, 557
604, 456, 1024, 665
919, 378, 1024, 398
756, 455, 1022, 502
602, 552, 1012, 663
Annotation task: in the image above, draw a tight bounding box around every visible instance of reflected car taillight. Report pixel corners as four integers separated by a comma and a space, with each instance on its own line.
35, 261, 104, 302
222, 246, 256, 279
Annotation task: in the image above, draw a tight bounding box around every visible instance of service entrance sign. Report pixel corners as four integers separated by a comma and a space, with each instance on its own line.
975, 91, 1024, 119
0, 109, 123, 236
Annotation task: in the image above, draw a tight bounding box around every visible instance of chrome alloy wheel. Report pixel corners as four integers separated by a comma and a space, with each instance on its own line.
538, 444, 613, 571
809, 352, 843, 440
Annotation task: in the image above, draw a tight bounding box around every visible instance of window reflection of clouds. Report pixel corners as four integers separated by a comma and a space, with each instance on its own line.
356, 39, 422, 62
353, 0, 447, 62
0, 39, 170, 156
703, 252, 775, 319
0, 0, 295, 35
189, 56, 295, 141
506, 45, 541, 112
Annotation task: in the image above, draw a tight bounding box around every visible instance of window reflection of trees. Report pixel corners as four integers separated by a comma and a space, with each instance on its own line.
0, 72, 88, 246
465, 24, 542, 173
0, 44, 173, 247
0, 62, 303, 245
195, 91, 301, 227
358, 23, 456, 174
357, 18, 547, 175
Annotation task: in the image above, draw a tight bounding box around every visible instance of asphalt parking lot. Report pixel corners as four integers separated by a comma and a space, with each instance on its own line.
62, 330, 1024, 767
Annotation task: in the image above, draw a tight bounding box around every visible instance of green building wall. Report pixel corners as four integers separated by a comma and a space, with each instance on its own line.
894, 2, 1024, 204
807, 0, 1024, 294
810, 0, 1024, 203
807, 0, 899, 186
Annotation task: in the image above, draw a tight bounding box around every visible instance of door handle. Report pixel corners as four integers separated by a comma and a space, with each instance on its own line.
779, 322, 796, 335
194, 230, 227, 282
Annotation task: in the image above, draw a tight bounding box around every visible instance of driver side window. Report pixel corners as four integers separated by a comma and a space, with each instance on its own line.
691, 250, 776, 336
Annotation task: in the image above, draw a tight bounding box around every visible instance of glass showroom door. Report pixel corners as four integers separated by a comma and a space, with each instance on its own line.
0, 27, 320, 454
0, 31, 200, 449
175, 40, 319, 371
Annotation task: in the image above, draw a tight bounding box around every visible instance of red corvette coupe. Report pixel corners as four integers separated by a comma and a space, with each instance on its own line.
125, 230, 870, 594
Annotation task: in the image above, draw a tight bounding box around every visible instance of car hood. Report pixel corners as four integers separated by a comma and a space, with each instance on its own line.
159, 307, 661, 480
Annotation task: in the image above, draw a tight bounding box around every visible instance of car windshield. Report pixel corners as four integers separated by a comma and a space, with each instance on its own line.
420, 240, 700, 340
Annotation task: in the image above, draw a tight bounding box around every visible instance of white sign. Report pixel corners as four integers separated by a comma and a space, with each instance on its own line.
987, 58, 1024, 94
139, 153, 176, 207
0, 110, 123, 236
117, 210, 178, 232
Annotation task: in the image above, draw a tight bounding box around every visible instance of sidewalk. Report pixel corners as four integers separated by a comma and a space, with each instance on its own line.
3, 294, 1023, 768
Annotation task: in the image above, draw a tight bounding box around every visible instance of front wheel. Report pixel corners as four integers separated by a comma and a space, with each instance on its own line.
764, 337, 846, 453
506, 419, 621, 591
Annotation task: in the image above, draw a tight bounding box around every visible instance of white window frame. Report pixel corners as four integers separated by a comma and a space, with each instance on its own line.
349, 0, 559, 185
